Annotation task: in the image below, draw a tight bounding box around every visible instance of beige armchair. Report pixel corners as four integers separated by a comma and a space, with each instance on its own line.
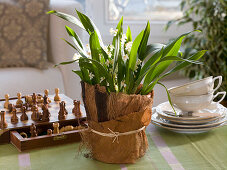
0, 0, 83, 100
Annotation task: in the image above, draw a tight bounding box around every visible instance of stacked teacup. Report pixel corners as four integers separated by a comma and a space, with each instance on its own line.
168, 76, 226, 112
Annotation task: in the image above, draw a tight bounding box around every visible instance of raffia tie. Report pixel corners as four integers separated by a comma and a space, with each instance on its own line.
90, 126, 146, 143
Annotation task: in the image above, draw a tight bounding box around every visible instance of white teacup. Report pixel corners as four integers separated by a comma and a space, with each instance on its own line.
170, 91, 226, 112
168, 76, 222, 96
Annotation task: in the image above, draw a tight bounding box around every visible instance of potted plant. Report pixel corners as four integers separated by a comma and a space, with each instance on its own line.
48, 9, 205, 163
165, 0, 227, 106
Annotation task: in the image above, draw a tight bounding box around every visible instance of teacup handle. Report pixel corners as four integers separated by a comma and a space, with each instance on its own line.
213, 91, 226, 103
213, 76, 222, 92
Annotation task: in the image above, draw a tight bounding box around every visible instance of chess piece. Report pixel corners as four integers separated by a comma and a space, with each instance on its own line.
31, 106, 41, 121
8, 104, 13, 113
47, 129, 52, 135
11, 108, 18, 124
44, 89, 51, 103
0, 111, 8, 129
43, 95, 49, 106
16, 93, 23, 105
54, 88, 61, 101
58, 101, 67, 120
30, 123, 37, 137
41, 104, 50, 122
20, 106, 28, 121
32, 93, 37, 105
53, 122, 59, 134
25, 95, 33, 106
72, 100, 82, 117
4, 94, 11, 109
37, 96, 43, 103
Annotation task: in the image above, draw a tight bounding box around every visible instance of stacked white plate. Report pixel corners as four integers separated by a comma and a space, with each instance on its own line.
151, 101, 227, 134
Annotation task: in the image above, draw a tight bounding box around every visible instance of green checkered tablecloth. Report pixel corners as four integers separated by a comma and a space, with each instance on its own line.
0, 124, 227, 170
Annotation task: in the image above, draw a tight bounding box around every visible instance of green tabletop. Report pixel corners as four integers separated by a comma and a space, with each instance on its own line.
0, 124, 226, 170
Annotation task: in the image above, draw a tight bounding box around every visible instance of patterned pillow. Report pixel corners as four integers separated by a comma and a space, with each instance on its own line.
0, 0, 49, 69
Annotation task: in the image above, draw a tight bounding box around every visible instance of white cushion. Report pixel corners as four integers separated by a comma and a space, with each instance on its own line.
0, 63, 65, 98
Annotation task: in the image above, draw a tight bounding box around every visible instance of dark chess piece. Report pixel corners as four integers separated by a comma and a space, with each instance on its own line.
20, 106, 28, 121
58, 101, 67, 120
0, 111, 8, 129
72, 100, 82, 117
11, 107, 18, 124
41, 104, 50, 122
43, 95, 49, 106
31, 106, 41, 121
8, 103, 13, 113
32, 93, 37, 105
30, 123, 37, 137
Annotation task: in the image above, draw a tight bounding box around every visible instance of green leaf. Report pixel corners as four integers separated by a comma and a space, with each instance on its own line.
139, 47, 164, 82
113, 34, 120, 72
65, 25, 84, 49
138, 21, 150, 60
126, 30, 144, 89
62, 38, 88, 58
83, 58, 115, 91
127, 30, 144, 73
47, 10, 85, 30
157, 82, 176, 115
89, 31, 101, 61
126, 26, 132, 42
112, 17, 123, 47
159, 56, 203, 64
76, 10, 104, 47
72, 70, 84, 80
79, 61, 100, 84
163, 50, 207, 77
55, 60, 77, 67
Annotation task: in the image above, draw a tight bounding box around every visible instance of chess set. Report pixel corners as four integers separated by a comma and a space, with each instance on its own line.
0, 88, 87, 152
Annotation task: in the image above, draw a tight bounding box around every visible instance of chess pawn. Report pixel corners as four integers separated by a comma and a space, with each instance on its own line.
0, 111, 8, 129
30, 123, 37, 137
11, 108, 18, 124
31, 107, 41, 121
20, 106, 28, 121
53, 122, 59, 134
16, 93, 23, 105
54, 88, 61, 101
44, 89, 51, 103
4, 94, 10, 109
72, 100, 82, 117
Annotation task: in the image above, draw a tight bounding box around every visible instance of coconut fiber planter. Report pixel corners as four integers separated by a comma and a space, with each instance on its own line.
81, 82, 154, 164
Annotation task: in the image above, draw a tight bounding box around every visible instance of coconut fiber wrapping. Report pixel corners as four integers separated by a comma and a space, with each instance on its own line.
81, 82, 154, 164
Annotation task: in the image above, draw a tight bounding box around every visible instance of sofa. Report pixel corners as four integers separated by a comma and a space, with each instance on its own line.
0, 0, 83, 100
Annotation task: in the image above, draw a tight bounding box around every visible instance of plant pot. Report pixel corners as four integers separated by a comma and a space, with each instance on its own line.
80, 82, 154, 164
221, 99, 227, 107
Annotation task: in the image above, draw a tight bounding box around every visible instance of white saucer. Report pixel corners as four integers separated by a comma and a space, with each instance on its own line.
155, 102, 226, 124
151, 112, 227, 129
151, 120, 227, 134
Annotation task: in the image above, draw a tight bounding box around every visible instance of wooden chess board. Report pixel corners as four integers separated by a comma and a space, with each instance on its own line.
0, 94, 86, 144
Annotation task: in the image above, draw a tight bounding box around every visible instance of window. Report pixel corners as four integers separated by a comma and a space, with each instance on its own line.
107, 0, 183, 22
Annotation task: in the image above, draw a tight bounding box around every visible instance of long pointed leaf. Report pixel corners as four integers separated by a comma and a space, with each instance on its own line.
138, 21, 150, 60
89, 31, 101, 61
47, 10, 85, 30
76, 10, 104, 47
65, 25, 84, 49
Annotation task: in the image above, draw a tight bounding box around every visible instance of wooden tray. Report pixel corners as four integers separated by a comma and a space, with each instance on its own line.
10, 120, 87, 152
